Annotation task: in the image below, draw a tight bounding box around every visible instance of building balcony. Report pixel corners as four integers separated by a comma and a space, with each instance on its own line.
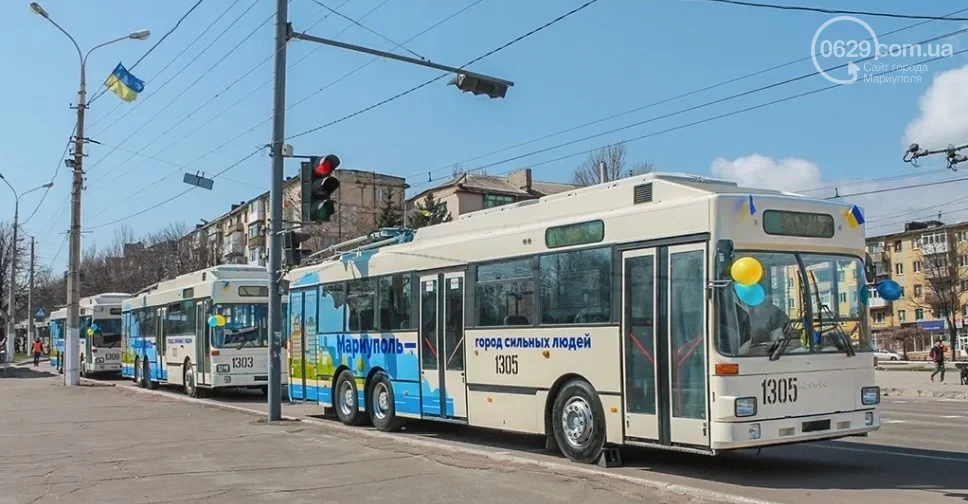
870, 251, 887, 263
924, 291, 944, 305
247, 206, 265, 224
869, 297, 890, 308
224, 222, 244, 235
247, 235, 265, 248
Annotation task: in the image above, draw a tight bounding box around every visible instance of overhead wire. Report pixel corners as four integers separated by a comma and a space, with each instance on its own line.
403, 6, 968, 184
87, 0, 247, 134
21, 122, 76, 228
84, 0, 360, 193
88, 0, 479, 217
699, 0, 968, 21
307, 0, 425, 59
87, 0, 595, 230
285, 0, 603, 141
84, 0, 267, 176
87, 0, 208, 108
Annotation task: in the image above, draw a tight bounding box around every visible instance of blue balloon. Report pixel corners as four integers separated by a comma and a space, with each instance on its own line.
876, 279, 902, 301
734, 282, 766, 306
859, 285, 869, 305
207, 315, 218, 328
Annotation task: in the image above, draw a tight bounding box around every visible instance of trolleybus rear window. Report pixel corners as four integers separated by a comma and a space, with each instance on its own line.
763, 210, 835, 238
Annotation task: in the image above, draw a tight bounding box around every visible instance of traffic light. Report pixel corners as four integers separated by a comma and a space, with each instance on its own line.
283, 230, 313, 267
301, 154, 340, 222
447, 73, 509, 99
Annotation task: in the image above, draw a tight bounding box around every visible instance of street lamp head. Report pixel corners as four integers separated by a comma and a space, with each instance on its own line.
128, 29, 150, 40
28, 2, 49, 18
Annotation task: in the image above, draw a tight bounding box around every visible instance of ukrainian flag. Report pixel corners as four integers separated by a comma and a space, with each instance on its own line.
103, 63, 145, 102
844, 204, 865, 228
732, 194, 757, 219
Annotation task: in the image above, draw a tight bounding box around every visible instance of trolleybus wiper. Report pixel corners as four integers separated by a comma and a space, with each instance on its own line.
770, 269, 807, 361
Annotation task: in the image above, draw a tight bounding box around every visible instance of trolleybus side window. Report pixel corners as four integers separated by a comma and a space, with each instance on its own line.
319, 283, 346, 334
445, 277, 464, 371
347, 278, 377, 333
475, 258, 534, 327
539, 246, 612, 325
378, 274, 412, 331
421, 279, 438, 369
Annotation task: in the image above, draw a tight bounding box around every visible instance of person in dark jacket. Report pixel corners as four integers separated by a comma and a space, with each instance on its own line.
929, 339, 946, 382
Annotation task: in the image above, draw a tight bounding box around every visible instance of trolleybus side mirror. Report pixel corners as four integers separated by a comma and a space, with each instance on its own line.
864, 252, 876, 284
709, 239, 735, 290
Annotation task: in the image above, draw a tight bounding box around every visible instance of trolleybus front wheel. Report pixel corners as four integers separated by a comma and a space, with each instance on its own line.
551, 379, 606, 464
334, 370, 366, 426
368, 371, 404, 432
183, 363, 198, 398
134, 358, 145, 388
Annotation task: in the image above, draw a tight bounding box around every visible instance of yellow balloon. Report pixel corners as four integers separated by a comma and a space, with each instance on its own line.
86, 328, 94, 337
730, 257, 763, 286
215, 314, 226, 327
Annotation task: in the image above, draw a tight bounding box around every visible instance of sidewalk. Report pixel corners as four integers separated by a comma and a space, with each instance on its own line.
877, 369, 968, 400
0, 370, 722, 504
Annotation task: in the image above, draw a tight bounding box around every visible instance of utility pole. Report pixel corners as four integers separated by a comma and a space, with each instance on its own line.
267, 0, 289, 421
27, 236, 34, 344
5, 202, 18, 363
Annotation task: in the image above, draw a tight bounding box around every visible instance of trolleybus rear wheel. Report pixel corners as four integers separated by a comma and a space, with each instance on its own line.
334, 370, 365, 426
135, 358, 145, 388
184, 363, 198, 398
368, 371, 404, 432
551, 379, 606, 464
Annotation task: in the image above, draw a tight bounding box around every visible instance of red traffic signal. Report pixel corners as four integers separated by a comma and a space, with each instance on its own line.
314, 154, 340, 177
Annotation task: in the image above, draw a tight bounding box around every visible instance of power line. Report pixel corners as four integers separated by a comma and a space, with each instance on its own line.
88, 0, 246, 134
87, 0, 474, 212
826, 172, 968, 200
700, 0, 968, 21
84, 0, 265, 177
87, 0, 208, 107
409, 46, 968, 193
285, 0, 602, 141
21, 123, 76, 227
87, 147, 266, 230
406, 6, 968, 184
84, 0, 359, 191
307, 0, 425, 59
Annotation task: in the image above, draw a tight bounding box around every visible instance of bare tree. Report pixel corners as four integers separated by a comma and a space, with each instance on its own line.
0, 220, 27, 331
879, 326, 919, 360
911, 229, 965, 360
570, 143, 654, 187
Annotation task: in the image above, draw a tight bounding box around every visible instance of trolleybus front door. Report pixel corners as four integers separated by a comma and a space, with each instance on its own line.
418, 272, 468, 420
195, 301, 209, 386
622, 243, 709, 448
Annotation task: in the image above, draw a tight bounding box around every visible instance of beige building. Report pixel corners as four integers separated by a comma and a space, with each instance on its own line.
195, 169, 408, 266
866, 219, 968, 356
406, 168, 577, 218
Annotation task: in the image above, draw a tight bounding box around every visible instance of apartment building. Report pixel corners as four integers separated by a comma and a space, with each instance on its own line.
866, 219, 968, 355
195, 169, 408, 266
406, 168, 577, 218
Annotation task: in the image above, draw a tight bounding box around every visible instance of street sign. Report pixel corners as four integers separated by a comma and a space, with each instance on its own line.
34, 308, 46, 320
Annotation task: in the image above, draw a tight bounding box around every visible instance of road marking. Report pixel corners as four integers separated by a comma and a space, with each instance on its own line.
889, 400, 908, 404
882, 419, 906, 424
941, 415, 965, 419
811, 444, 968, 463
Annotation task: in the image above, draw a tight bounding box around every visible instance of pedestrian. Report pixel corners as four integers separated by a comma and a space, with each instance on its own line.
31, 337, 44, 367
929, 339, 946, 382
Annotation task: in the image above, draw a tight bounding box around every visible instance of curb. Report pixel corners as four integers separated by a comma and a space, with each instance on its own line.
882, 387, 968, 400
104, 383, 779, 504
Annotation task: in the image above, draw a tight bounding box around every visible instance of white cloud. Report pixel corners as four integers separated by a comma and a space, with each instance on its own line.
709, 154, 822, 192
903, 64, 968, 150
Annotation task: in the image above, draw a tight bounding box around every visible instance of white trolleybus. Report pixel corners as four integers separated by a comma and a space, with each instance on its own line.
284, 172, 881, 464
121, 265, 286, 397
48, 293, 129, 376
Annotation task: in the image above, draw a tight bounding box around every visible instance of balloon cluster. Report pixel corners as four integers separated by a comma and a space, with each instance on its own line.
731, 257, 765, 306
207, 314, 227, 328
86, 323, 100, 337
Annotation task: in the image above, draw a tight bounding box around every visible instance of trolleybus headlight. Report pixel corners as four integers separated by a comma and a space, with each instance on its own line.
216, 364, 230, 373
861, 386, 880, 405
735, 397, 757, 417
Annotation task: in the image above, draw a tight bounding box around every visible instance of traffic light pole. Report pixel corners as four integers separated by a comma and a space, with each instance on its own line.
267, 0, 289, 422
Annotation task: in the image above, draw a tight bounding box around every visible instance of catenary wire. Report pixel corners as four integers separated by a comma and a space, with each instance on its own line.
85, 0, 360, 191
87, 0, 208, 108
87, 0, 595, 229
88, 0, 479, 214
307, 0, 425, 59
21, 123, 76, 228
84, 0, 267, 176
285, 0, 603, 141
87, 0, 247, 134
406, 6, 968, 183
700, 0, 968, 21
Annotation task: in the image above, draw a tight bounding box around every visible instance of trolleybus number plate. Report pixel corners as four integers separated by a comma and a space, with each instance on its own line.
761, 377, 798, 405
232, 357, 254, 369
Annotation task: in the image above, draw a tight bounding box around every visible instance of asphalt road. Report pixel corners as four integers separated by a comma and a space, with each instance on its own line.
90, 373, 968, 503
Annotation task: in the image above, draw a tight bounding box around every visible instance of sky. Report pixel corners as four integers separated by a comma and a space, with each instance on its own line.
3, 0, 968, 275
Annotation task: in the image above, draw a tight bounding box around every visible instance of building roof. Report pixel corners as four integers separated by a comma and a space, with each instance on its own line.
408, 169, 579, 203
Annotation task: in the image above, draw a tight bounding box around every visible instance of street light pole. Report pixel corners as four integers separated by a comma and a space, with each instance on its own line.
29, 1, 149, 385
0, 175, 52, 363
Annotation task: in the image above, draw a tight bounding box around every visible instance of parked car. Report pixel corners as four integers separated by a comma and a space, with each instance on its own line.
873, 349, 901, 362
